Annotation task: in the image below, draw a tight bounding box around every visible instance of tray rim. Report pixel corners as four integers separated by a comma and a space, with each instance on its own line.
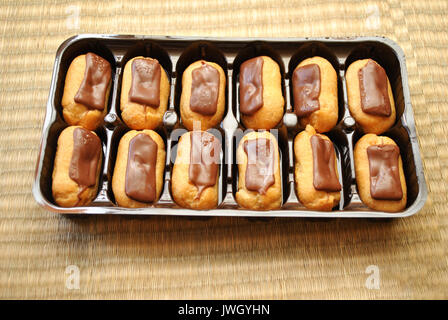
32, 34, 428, 218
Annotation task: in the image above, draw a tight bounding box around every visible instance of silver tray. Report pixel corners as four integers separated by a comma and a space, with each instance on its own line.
33, 34, 427, 218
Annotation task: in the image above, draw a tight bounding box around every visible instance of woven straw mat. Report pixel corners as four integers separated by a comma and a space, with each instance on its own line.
0, 0, 447, 299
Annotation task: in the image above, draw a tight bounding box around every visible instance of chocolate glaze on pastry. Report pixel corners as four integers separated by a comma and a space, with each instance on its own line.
69, 127, 102, 194
293, 64, 321, 117
129, 58, 161, 108
239, 57, 264, 115
125, 133, 158, 203
358, 60, 391, 117
367, 144, 403, 200
310, 135, 341, 192
190, 62, 220, 116
74, 52, 111, 110
243, 138, 275, 194
189, 131, 221, 198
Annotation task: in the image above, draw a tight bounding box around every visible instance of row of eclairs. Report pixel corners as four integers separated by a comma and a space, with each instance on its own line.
52, 51, 406, 212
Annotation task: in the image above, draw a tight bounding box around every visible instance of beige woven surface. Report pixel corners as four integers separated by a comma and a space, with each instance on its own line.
0, 0, 447, 299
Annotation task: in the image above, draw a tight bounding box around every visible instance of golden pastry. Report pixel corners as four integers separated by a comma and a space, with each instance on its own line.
112, 130, 166, 208
180, 60, 226, 131
171, 131, 221, 210
120, 56, 170, 130
61, 52, 112, 130
294, 125, 341, 211
292, 56, 338, 133
354, 133, 407, 212
52, 126, 102, 207
346, 59, 396, 134
239, 56, 284, 130
235, 131, 282, 210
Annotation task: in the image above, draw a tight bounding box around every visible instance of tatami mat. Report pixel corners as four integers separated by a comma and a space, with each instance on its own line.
0, 0, 447, 299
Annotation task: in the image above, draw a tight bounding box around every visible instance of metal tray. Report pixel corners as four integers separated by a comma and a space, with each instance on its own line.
32, 34, 427, 218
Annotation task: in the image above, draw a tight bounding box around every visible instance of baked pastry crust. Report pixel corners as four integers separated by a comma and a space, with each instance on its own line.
235, 131, 282, 210
354, 133, 407, 212
52, 126, 102, 207
240, 56, 285, 130
180, 60, 226, 131
120, 56, 170, 130
294, 125, 341, 211
294, 56, 338, 133
171, 131, 220, 210
346, 59, 396, 134
112, 129, 166, 208
61, 54, 111, 130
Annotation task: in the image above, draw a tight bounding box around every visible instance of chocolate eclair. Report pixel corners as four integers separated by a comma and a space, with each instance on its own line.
354, 133, 407, 212
346, 59, 396, 134
292, 56, 338, 133
239, 56, 284, 130
112, 129, 166, 208
62, 52, 112, 130
120, 56, 171, 130
294, 125, 341, 211
180, 60, 226, 131
235, 131, 282, 210
52, 126, 102, 207
171, 131, 221, 210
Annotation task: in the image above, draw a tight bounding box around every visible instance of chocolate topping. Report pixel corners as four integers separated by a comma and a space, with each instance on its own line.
239, 57, 264, 115
190, 62, 220, 116
310, 135, 341, 192
74, 52, 111, 110
125, 133, 158, 203
69, 128, 101, 193
358, 60, 392, 117
243, 138, 275, 195
293, 64, 321, 117
189, 131, 221, 199
129, 58, 161, 108
367, 144, 403, 200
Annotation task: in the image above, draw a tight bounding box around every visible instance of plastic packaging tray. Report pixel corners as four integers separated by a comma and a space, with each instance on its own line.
33, 35, 427, 218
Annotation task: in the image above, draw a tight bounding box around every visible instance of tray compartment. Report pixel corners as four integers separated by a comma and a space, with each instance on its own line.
169, 127, 227, 208
232, 42, 287, 127
51, 38, 117, 120
231, 126, 290, 208
344, 42, 406, 130
115, 40, 174, 130
39, 120, 108, 207
287, 41, 345, 124
174, 41, 229, 128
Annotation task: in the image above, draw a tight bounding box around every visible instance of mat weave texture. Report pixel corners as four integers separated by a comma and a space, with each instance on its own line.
0, 0, 447, 299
